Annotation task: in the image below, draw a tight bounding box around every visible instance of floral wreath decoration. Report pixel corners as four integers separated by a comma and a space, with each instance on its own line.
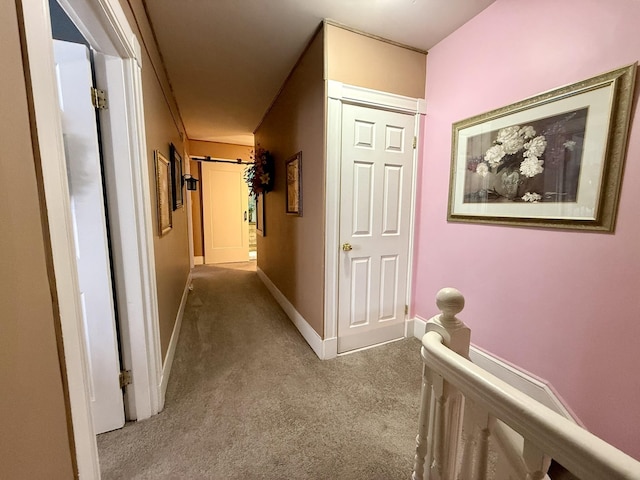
244, 145, 274, 197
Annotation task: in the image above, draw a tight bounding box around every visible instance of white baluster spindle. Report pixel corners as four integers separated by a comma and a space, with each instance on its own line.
413, 287, 640, 480
413, 288, 470, 480
413, 364, 434, 480
523, 439, 551, 480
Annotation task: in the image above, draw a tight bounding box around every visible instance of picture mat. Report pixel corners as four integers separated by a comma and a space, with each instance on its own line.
452, 82, 614, 220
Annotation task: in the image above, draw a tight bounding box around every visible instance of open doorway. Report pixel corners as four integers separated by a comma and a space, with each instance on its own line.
248, 195, 258, 260
22, 0, 163, 476
50, 0, 125, 434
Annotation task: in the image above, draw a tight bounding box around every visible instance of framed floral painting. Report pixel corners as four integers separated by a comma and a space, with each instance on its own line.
256, 193, 265, 236
170, 143, 183, 210
448, 63, 636, 231
285, 151, 302, 216
155, 150, 172, 236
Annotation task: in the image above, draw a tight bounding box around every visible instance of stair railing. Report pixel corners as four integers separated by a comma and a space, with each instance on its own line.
412, 288, 640, 480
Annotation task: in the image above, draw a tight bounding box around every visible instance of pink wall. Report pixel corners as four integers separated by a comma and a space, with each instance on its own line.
414, 0, 640, 459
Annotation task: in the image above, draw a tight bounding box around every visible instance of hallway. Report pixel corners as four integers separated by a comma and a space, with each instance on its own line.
98, 262, 422, 479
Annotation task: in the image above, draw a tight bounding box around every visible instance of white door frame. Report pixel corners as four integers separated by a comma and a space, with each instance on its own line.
185, 145, 195, 269
324, 81, 426, 359
20, 0, 162, 477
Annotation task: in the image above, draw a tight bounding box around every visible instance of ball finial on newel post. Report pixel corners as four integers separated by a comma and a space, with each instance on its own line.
435, 287, 465, 328
425, 287, 470, 357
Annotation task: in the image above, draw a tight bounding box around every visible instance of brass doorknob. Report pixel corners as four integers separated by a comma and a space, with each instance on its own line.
342, 243, 353, 252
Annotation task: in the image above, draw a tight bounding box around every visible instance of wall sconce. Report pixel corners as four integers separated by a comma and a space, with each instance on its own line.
183, 174, 199, 191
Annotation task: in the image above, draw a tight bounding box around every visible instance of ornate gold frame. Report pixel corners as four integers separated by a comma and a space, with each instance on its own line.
155, 150, 173, 236
448, 63, 637, 232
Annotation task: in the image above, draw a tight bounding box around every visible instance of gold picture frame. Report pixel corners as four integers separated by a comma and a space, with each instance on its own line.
286, 151, 302, 216
256, 193, 265, 236
155, 150, 173, 236
170, 143, 183, 210
448, 63, 637, 232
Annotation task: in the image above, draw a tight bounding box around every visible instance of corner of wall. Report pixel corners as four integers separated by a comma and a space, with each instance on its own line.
257, 267, 336, 360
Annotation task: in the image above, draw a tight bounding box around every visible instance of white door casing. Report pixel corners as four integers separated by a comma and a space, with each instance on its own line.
337, 104, 416, 353
91, 50, 163, 419
53, 39, 124, 434
22, 0, 162, 477
324, 81, 426, 359
202, 161, 250, 264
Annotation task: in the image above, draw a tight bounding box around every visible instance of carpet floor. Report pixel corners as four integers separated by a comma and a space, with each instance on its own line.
97, 262, 422, 479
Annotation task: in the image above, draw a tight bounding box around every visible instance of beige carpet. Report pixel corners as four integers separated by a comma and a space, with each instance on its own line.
98, 262, 422, 479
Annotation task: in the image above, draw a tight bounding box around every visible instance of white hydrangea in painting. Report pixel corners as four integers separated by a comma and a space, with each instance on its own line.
463, 107, 587, 205
475, 124, 548, 200
520, 158, 544, 177
476, 125, 547, 177
496, 125, 525, 154
476, 162, 490, 177
522, 192, 542, 202
524, 136, 547, 159
483, 125, 547, 173
520, 126, 536, 139
484, 144, 505, 167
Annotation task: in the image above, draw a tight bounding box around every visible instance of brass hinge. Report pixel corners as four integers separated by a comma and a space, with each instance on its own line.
405, 304, 409, 315
412, 136, 417, 149
119, 370, 132, 388
91, 87, 107, 110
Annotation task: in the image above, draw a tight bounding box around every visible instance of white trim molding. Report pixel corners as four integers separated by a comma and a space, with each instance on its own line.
58, 0, 139, 60
413, 316, 581, 424
21, 1, 99, 476
92, 49, 161, 422
194, 256, 204, 265
21, 0, 160, 477
324, 81, 425, 354
327, 80, 427, 114
323, 96, 342, 344
159, 273, 191, 406
257, 268, 337, 360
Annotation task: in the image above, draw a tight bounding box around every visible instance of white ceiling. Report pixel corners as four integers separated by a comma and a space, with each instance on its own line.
144, 0, 495, 146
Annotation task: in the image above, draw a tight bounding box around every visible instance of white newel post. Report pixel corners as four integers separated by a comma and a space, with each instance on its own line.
413, 288, 470, 480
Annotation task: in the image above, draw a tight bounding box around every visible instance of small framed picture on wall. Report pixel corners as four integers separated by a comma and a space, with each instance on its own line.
256, 193, 265, 236
170, 143, 183, 210
154, 150, 172, 236
285, 151, 302, 216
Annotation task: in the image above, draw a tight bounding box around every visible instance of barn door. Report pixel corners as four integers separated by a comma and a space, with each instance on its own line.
202, 161, 250, 264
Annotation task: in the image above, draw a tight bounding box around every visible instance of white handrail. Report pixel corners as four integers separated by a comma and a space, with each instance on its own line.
421, 324, 640, 480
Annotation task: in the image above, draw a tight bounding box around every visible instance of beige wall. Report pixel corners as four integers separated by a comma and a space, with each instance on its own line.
189, 140, 253, 160
120, 0, 191, 358
188, 141, 253, 258
255, 30, 326, 336
0, 1, 75, 478
253, 23, 424, 339
325, 23, 426, 98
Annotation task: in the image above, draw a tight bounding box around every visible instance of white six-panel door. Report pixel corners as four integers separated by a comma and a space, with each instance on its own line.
53, 40, 124, 433
202, 161, 250, 264
337, 104, 415, 353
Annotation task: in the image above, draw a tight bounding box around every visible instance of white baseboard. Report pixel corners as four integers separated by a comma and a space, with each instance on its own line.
405, 318, 415, 338
257, 267, 336, 360
159, 272, 191, 408
194, 256, 204, 265
412, 315, 581, 424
